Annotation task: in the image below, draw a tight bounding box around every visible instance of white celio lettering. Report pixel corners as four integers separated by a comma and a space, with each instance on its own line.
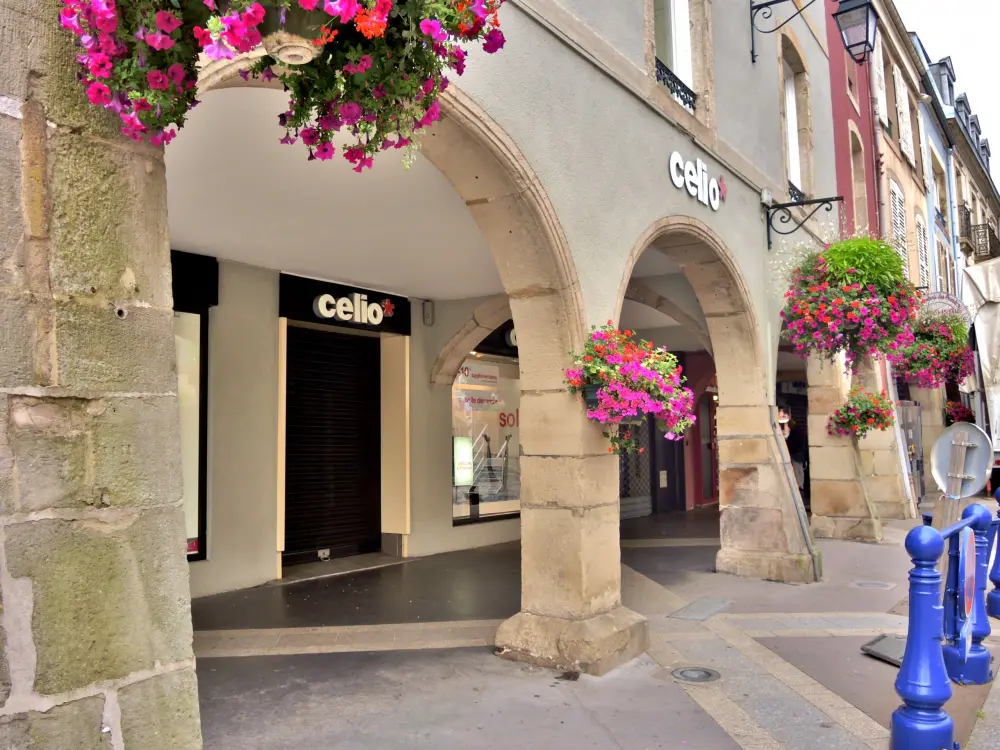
313, 293, 385, 326
669, 151, 722, 212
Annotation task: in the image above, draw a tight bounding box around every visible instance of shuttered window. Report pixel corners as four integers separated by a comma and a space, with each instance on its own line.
873, 37, 888, 126
915, 215, 930, 289
917, 111, 931, 190
889, 179, 909, 279
894, 66, 915, 163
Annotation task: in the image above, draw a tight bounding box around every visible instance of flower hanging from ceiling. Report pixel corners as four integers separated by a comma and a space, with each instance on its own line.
59, 0, 507, 170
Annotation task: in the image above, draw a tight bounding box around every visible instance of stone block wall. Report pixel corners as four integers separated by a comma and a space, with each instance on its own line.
0, 2, 202, 745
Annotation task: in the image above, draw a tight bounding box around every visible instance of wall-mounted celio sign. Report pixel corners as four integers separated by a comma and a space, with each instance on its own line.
669, 151, 726, 212
278, 273, 411, 336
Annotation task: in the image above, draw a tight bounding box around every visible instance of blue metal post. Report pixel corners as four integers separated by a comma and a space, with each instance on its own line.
943, 503, 994, 685
989, 489, 1000, 619
892, 525, 954, 750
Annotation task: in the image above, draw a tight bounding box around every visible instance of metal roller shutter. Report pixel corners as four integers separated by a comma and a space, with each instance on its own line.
284, 325, 382, 564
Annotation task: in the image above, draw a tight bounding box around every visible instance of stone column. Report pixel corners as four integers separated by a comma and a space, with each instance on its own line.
808, 357, 883, 541
0, 4, 202, 746
494, 298, 647, 676
910, 386, 947, 504
714, 406, 821, 583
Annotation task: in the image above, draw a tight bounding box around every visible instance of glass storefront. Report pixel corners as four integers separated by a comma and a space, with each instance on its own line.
174, 311, 206, 558
451, 355, 521, 523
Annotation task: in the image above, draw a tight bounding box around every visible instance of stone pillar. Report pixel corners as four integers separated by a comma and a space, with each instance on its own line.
858, 362, 914, 521
0, 4, 202, 746
910, 386, 947, 503
494, 298, 647, 676
714, 403, 821, 583
808, 357, 883, 541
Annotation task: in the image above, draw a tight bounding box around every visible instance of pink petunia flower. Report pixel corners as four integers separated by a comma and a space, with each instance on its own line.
155, 11, 182, 34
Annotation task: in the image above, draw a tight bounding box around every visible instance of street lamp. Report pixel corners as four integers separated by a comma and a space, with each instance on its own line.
833, 0, 880, 64
750, 0, 879, 64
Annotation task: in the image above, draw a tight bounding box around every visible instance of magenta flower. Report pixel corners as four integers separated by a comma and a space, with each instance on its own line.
299, 0, 319, 9
338, 101, 362, 125
315, 142, 335, 160
483, 28, 505, 53
155, 11, 182, 34
202, 36, 234, 60
86, 81, 111, 106
324, 0, 359, 22
167, 63, 186, 86
146, 70, 169, 91
419, 18, 447, 42
145, 32, 175, 51
301, 127, 320, 146
87, 52, 113, 79
470, 0, 488, 19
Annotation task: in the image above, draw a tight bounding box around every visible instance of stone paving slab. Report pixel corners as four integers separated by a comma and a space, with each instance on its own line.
198, 648, 741, 749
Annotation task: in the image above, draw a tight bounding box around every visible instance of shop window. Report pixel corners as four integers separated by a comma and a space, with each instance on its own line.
451, 355, 521, 524
174, 312, 208, 559
170, 250, 218, 561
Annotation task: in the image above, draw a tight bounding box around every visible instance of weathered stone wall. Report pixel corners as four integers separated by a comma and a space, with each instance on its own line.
808, 357, 883, 541
0, 1, 202, 745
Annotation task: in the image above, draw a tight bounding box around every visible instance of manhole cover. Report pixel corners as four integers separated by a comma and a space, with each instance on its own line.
671, 667, 720, 683
851, 581, 896, 591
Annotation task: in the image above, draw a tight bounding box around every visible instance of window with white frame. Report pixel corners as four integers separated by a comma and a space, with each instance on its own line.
893, 66, 915, 164
873, 36, 889, 127
889, 179, 909, 278
915, 214, 930, 289
783, 59, 802, 190
654, 0, 693, 87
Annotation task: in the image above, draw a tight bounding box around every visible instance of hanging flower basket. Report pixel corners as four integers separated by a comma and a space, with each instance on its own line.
565, 324, 695, 454
59, 0, 507, 170
780, 237, 921, 369
827, 388, 895, 440
886, 312, 973, 388
945, 400, 975, 425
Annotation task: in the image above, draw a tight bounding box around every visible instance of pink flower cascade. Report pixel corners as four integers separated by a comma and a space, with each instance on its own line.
781, 253, 920, 369
565, 324, 695, 454
60, 0, 204, 145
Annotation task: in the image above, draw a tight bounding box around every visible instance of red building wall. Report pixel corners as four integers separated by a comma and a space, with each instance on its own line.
824, 0, 880, 236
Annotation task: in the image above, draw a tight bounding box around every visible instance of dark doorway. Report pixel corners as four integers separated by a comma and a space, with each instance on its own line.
284, 326, 382, 565
652, 420, 687, 513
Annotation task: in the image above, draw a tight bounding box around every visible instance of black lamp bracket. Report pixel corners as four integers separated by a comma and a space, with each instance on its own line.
750, 0, 820, 63
766, 196, 844, 249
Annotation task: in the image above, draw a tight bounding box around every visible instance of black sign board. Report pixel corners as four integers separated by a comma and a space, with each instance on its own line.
279, 273, 411, 336
474, 319, 518, 359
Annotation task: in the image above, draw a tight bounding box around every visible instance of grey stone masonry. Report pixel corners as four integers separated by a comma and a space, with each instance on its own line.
0, 1, 202, 746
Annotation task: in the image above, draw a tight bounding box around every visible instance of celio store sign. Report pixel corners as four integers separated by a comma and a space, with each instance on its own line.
279, 273, 411, 336
669, 151, 726, 212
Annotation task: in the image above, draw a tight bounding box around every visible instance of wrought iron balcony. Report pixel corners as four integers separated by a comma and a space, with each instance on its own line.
788, 182, 805, 203
655, 58, 697, 111
958, 204, 974, 253
972, 223, 1000, 260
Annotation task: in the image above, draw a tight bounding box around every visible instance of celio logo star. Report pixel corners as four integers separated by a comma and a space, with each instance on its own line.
718, 176, 727, 202
381, 298, 395, 317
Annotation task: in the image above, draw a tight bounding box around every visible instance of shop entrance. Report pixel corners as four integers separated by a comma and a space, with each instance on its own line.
283, 325, 382, 565
694, 392, 719, 506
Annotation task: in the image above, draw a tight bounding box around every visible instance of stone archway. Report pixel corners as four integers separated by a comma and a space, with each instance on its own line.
620, 217, 821, 583
197, 60, 647, 674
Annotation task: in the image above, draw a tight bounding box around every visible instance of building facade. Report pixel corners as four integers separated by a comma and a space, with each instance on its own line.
0, 1, 886, 742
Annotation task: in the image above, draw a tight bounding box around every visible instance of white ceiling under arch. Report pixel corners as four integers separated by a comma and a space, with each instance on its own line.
165, 87, 500, 300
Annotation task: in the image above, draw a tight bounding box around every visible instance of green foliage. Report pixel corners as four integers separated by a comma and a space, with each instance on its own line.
821, 237, 907, 295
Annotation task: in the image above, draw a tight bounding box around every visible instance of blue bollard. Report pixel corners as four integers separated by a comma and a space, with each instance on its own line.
892, 525, 955, 750
943, 504, 994, 684
989, 489, 1000, 619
